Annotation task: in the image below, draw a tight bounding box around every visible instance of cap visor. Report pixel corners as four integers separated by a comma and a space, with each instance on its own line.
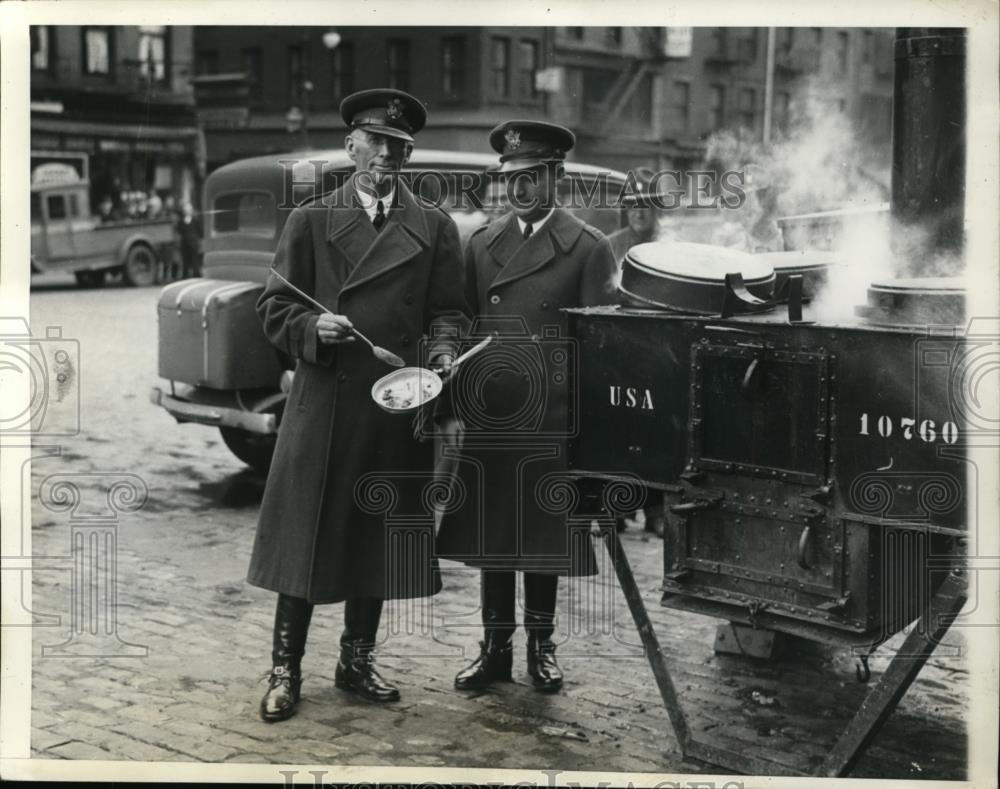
494, 158, 556, 174
356, 123, 415, 143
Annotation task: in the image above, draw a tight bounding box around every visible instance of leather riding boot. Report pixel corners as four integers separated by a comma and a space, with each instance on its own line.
260, 593, 314, 722
335, 597, 400, 702
455, 570, 515, 690
524, 572, 563, 692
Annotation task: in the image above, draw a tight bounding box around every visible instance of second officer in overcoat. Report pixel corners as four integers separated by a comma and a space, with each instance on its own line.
249, 89, 470, 720
436, 121, 618, 692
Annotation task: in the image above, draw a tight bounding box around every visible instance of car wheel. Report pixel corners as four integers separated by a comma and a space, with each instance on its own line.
219, 427, 277, 473
122, 244, 157, 287
74, 270, 106, 288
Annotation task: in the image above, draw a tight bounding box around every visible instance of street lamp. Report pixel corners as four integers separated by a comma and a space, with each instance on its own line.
287, 31, 340, 149
322, 30, 342, 51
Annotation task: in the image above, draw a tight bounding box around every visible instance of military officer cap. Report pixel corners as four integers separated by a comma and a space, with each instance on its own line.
488, 120, 575, 173
340, 88, 427, 143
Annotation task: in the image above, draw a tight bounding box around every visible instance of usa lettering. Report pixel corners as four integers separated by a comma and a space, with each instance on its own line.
609, 386, 654, 410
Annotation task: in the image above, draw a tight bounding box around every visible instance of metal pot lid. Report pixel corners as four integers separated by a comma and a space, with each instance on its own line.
626, 241, 774, 284
868, 276, 967, 293
751, 250, 841, 272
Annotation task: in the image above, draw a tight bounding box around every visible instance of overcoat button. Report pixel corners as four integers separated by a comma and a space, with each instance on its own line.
404, 293, 414, 305
400, 336, 410, 346
541, 301, 549, 309
490, 294, 501, 305
338, 373, 347, 382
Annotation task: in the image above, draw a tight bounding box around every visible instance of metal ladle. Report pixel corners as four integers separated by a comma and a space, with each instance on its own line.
268, 268, 405, 367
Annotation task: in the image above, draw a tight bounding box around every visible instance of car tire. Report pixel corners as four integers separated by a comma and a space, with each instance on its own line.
122, 243, 158, 287
74, 270, 107, 288
219, 427, 277, 473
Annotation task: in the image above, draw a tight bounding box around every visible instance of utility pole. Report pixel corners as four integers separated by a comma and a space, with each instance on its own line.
763, 27, 775, 144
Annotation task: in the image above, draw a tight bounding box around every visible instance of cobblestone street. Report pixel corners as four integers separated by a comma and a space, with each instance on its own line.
25, 281, 969, 780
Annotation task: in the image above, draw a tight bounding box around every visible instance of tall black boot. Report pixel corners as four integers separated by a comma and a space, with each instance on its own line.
524, 572, 562, 692
259, 593, 314, 722
455, 570, 515, 690
334, 597, 399, 702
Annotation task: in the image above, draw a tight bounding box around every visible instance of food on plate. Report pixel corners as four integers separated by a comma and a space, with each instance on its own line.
375, 372, 440, 410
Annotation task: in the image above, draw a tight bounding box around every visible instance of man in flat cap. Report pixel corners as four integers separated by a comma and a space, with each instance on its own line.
250, 88, 470, 720
436, 120, 618, 693
607, 165, 667, 267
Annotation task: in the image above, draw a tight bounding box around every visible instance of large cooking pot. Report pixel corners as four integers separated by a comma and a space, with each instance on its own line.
619, 241, 776, 314
751, 249, 839, 300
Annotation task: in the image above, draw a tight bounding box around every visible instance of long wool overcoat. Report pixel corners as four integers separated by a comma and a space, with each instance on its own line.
247, 176, 470, 603
435, 208, 618, 576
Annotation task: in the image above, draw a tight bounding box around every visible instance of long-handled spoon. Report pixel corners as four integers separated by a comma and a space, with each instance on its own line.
268, 268, 405, 367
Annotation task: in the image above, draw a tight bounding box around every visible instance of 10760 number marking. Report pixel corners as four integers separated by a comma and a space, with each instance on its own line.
858, 413, 959, 444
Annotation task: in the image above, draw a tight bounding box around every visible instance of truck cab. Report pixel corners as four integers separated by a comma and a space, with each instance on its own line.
30, 163, 177, 288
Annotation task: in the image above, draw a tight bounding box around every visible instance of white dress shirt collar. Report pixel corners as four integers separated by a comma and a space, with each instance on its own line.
355, 182, 395, 224
516, 208, 554, 237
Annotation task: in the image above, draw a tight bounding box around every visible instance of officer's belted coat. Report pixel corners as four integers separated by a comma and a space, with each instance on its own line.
435, 208, 618, 575
247, 175, 470, 603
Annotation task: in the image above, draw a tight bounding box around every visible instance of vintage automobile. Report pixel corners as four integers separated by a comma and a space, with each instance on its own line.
30, 166, 176, 288
151, 148, 627, 470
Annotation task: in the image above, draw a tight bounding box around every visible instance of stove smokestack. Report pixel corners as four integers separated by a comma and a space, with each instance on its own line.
891, 28, 967, 274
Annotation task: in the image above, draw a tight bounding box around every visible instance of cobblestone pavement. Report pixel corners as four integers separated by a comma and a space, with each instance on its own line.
23, 281, 969, 780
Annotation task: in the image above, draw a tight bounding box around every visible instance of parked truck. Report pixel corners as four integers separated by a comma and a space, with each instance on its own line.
30, 166, 176, 288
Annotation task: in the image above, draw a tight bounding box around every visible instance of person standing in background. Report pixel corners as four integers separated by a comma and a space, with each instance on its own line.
176, 200, 203, 279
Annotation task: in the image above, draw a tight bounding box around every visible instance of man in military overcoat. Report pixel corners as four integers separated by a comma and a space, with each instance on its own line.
249, 89, 470, 720
436, 121, 618, 692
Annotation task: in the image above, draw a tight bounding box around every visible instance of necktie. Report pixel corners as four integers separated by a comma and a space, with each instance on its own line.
373, 200, 386, 232
523, 222, 534, 240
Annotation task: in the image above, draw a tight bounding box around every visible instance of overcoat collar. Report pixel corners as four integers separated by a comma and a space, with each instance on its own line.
325, 172, 430, 294
485, 208, 585, 290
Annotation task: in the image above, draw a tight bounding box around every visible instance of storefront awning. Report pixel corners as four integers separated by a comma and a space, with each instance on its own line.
31, 117, 198, 141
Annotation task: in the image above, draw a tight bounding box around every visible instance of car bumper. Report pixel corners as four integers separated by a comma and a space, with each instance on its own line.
150, 385, 278, 434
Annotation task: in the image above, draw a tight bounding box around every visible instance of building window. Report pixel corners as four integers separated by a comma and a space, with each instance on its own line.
442, 36, 465, 99
672, 80, 690, 132
330, 43, 354, 104
83, 27, 112, 76
490, 37, 510, 98
518, 39, 539, 100
738, 88, 757, 130
836, 32, 849, 74
138, 26, 168, 84
863, 31, 874, 64
777, 28, 793, 54
710, 28, 727, 56
243, 47, 263, 101
709, 84, 725, 129
31, 26, 51, 71
386, 39, 410, 91
607, 27, 623, 47
287, 44, 310, 107
568, 27, 584, 41
740, 28, 758, 62
195, 49, 219, 76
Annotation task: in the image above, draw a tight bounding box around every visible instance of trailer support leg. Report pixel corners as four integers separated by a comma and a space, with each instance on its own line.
602, 528, 798, 777
819, 569, 968, 777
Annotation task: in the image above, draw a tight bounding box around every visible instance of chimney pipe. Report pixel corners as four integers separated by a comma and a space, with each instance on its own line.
891, 28, 967, 275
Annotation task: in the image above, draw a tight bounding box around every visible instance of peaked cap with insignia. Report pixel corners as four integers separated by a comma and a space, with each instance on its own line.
488, 120, 576, 173
340, 88, 428, 143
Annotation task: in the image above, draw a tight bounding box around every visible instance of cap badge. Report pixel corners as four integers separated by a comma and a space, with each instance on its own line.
504, 129, 521, 150
386, 98, 403, 120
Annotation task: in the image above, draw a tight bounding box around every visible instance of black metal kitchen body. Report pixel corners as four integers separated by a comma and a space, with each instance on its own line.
563, 26, 970, 778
